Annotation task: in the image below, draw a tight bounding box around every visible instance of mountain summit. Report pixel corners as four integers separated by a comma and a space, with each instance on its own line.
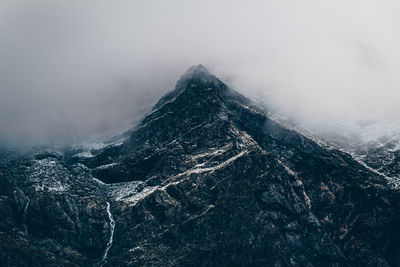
181, 64, 210, 79
81, 65, 400, 265
1, 66, 400, 266
153, 64, 228, 111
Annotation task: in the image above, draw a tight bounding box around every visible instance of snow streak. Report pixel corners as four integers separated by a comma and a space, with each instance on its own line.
22, 196, 30, 234
98, 201, 115, 267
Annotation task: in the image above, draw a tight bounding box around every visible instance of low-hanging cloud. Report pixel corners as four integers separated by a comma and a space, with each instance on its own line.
1, 0, 400, 146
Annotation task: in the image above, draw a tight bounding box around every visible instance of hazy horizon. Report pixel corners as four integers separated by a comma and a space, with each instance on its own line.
1, 1, 400, 146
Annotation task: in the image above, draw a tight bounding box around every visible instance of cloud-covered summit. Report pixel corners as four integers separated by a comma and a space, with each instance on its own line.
1, 1, 399, 146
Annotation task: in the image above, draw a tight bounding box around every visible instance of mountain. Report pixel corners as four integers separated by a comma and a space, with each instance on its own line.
305, 119, 400, 189
1, 65, 400, 266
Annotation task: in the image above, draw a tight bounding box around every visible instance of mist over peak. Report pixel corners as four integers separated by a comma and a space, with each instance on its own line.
183, 64, 209, 77
0, 1, 399, 147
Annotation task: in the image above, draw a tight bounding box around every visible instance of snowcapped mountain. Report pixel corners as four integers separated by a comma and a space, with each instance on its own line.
0, 65, 399, 266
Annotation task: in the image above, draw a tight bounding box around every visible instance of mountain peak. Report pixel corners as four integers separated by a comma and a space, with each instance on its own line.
153, 64, 226, 110
182, 64, 210, 79
178, 64, 218, 85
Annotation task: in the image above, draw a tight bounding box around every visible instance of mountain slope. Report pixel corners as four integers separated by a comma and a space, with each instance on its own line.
305, 119, 400, 189
1, 65, 399, 266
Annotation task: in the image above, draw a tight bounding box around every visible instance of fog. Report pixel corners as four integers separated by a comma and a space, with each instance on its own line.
1, 1, 400, 146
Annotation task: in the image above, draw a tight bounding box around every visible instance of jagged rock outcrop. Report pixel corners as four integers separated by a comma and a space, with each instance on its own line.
0, 65, 399, 266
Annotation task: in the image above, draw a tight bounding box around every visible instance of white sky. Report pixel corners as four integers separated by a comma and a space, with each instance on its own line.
1, 1, 399, 145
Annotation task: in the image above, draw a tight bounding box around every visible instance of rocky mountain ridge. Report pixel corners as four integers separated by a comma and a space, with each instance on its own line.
0, 65, 399, 266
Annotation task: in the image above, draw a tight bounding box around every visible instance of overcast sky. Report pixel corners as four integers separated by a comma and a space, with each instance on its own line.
1, 0, 400, 146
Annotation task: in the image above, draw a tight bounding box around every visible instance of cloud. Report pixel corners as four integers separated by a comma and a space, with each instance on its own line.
1, 0, 399, 146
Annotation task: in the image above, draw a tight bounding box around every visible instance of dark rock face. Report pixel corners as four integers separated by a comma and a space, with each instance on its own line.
1, 65, 399, 266
0, 155, 111, 266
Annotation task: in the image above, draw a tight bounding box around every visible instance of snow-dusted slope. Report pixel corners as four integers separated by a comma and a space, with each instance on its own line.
1, 65, 399, 266
301, 118, 400, 189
